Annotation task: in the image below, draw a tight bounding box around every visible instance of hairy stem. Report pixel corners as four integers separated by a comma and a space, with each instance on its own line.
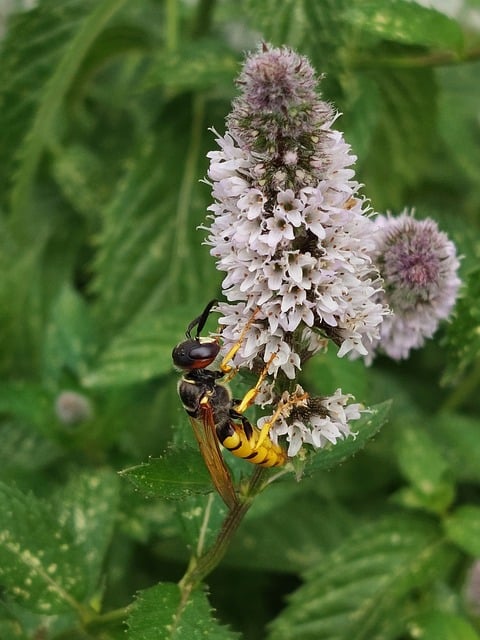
178, 467, 266, 601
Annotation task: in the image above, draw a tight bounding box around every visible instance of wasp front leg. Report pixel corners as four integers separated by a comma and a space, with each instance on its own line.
219, 308, 260, 379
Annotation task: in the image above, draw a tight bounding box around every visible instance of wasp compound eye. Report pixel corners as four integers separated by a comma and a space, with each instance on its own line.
172, 339, 220, 370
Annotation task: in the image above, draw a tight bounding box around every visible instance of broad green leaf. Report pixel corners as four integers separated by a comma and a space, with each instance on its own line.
410, 611, 480, 640
444, 505, 480, 557
244, 0, 348, 75
0, 224, 46, 376
42, 284, 96, 383
55, 469, 121, 594
176, 493, 228, 552
126, 582, 240, 639
0, 0, 90, 195
90, 107, 219, 335
300, 401, 391, 475
83, 298, 224, 387
50, 144, 105, 220
268, 512, 458, 640
438, 64, 480, 192
340, 73, 382, 164
345, 0, 464, 51
2, 0, 129, 225
82, 309, 179, 387
359, 67, 437, 209
394, 426, 454, 514
0, 482, 88, 614
0, 597, 78, 639
120, 447, 213, 500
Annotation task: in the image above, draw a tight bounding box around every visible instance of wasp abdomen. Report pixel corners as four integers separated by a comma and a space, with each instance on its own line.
218, 420, 286, 468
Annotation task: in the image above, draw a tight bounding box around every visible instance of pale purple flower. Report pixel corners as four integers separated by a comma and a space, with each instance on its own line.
367, 210, 461, 361
205, 47, 387, 378
203, 44, 384, 455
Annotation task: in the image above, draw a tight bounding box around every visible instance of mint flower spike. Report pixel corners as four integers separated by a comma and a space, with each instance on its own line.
367, 210, 461, 361
205, 44, 388, 380
203, 44, 388, 456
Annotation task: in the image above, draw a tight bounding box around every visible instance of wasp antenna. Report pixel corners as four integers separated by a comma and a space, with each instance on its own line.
186, 299, 218, 340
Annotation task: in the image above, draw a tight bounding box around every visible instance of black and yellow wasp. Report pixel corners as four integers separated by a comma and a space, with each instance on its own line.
172, 300, 287, 508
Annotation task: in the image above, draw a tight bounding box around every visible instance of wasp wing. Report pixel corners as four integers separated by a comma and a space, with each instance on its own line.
188, 402, 238, 509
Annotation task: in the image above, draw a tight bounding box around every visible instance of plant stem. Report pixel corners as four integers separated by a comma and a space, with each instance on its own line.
165, 0, 179, 52
178, 467, 266, 601
191, 0, 216, 39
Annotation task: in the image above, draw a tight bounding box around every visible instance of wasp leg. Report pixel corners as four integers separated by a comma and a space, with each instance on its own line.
233, 353, 277, 414
255, 390, 309, 450
219, 307, 260, 379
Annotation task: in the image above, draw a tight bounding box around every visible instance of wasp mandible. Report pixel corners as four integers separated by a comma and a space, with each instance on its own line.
172, 300, 287, 508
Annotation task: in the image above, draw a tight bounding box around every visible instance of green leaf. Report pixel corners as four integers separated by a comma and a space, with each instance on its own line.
444, 505, 480, 557
359, 67, 437, 209
438, 63, 480, 191
244, 0, 348, 74
176, 494, 229, 551
268, 512, 458, 640
83, 308, 180, 387
42, 284, 96, 383
50, 143, 105, 220
55, 469, 120, 593
410, 611, 480, 640
126, 582, 240, 639
0, 223, 46, 376
90, 107, 219, 334
2, 0, 129, 224
120, 447, 213, 500
394, 426, 454, 514
345, 0, 464, 51
0, 482, 88, 614
301, 401, 391, 475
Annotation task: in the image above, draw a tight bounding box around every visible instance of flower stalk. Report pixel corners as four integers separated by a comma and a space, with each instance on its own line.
178, 467, 266, 600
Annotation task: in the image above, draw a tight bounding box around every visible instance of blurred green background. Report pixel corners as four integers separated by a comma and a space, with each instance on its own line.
1, 1, 480, 639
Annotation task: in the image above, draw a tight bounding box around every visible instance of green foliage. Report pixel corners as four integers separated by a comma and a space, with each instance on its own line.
267, 513, 459, 640
126, 583, 240, 639
121, 447, 213, 499
1, 0, 479, 639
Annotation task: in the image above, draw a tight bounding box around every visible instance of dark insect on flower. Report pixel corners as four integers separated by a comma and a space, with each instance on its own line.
172, 301, 288, 508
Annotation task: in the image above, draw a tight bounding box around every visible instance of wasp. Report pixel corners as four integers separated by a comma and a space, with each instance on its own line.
172, 300, 287, 508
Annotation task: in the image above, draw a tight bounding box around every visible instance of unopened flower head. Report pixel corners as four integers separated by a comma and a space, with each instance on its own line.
205, 44, 387, 384
367, 210, 461, 360
55, 390, 93, 425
